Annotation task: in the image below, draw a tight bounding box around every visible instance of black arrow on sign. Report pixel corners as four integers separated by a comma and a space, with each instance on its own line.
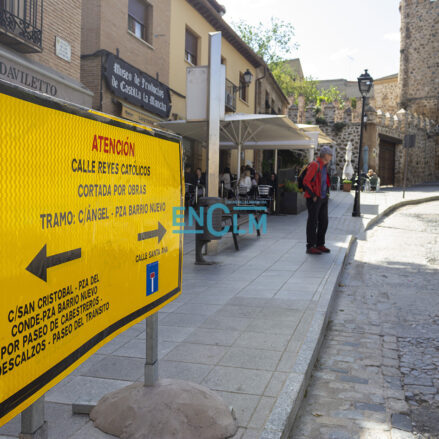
138, 221, 167, 244
26, 245, 82, 282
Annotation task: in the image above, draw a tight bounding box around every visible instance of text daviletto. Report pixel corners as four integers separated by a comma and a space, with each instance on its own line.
92, 134, 135, 157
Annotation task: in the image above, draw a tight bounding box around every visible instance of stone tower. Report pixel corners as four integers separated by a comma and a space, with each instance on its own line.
399, 0, 439, 122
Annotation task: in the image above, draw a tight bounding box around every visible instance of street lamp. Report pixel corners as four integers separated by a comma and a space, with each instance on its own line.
352, 69, 373, 217
235, 69, 253, 93
243, 68, 253, 85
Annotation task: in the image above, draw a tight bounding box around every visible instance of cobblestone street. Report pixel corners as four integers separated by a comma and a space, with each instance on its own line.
291, 201, 439, 439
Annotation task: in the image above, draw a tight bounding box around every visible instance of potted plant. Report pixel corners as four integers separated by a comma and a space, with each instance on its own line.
342, 179, 352, 192
279, 180, 307, 214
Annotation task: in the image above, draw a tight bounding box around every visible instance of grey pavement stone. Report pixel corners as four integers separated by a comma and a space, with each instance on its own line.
81, 355, 144, 381
234, 331, 291, 352
387, 398, 409, 413
45, 376, 131, 405
354, 402, 386, 412
339, 375, 368, 384
187, 293, 236, 305
390, 429, 414, 439
201, 315, 252, 331
0, 402, 90, 439
214, 391, 260, 427
69, 421, 113, 438
382, 366, 401, 377
155, 325, 194, 342
245, 317, 300, 335
158, 312, 208, 327
241, 427, 264, 439
264, 372, 289, 397
183, 327, 241, 346
202, 366, 272, 395
248, 396, 276, 430
95, 333, 133, 355
319, 426, 360, 439
163, 342, 228, 365
403, 375, 433, 386
237, 286, 278, 298
175, 302, 222, 315
71, 354, 107, 376
214, 304, 262, 319
226, 297, 270, 307
219, 347, 282, 371
111, 338, 176, 360
391, 413, 412, 432
276, 351, 299, 372
405, 385, 436, 394
158, 360, 213, 383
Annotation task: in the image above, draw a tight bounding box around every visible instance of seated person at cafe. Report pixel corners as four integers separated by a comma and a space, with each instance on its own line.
195, 167, 206, 187
250, 172, 261, 196
268, 172, 278, 195
220, 167, 232, 198
239, 170, 252, 193
184, 165, 195, 186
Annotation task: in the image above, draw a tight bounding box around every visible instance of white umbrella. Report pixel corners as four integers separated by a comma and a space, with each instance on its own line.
158, 113, 311, 181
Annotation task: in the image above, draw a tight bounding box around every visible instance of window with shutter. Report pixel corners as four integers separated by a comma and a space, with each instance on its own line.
185, 28, 198, 65
128, 0, 153, 44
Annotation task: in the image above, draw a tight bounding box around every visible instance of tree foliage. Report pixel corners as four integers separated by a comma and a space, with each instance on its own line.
233, 18, 298, 65
232, 18, 342, 105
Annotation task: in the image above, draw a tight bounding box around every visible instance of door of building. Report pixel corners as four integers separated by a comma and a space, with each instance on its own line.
379, 140, 396, 185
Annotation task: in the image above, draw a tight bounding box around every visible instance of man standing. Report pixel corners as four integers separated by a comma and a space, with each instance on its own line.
303, 146, 333, 255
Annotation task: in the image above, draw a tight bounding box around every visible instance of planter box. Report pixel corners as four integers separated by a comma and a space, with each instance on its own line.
343, 183, 352, 192
280, 191, 307, 214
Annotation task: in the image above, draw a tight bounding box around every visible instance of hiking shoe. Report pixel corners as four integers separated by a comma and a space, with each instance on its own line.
306, 247, 322, 255
317, 245, 331, 253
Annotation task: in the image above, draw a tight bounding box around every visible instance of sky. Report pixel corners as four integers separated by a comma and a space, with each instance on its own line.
220, 0, 401, 81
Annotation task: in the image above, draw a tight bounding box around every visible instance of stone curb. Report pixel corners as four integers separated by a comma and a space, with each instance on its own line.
260, 193, 439, 439
364, 194, 439, 231
260, 236, 354, 439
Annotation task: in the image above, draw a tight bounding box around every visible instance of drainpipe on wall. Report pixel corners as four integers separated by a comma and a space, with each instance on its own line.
255, 66, 267, 114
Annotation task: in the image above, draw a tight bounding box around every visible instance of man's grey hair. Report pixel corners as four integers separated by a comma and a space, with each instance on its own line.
319, 146, 333, 157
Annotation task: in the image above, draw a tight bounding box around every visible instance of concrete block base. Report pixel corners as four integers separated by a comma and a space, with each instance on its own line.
90, 379, 238, 439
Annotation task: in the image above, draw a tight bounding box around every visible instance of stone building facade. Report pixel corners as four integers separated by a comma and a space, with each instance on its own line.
289, 0, 439, 187
372, 74, 399, 114
289, 99, 439, 186
80, 0, 172, 124
0, 0, 92, 106
399, 0, 439, 121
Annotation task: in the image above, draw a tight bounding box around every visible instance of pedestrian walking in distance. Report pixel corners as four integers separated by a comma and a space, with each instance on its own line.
303, 146, 333, 255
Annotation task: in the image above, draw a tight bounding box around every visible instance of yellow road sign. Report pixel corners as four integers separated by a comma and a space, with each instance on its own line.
0, 82, 183, 425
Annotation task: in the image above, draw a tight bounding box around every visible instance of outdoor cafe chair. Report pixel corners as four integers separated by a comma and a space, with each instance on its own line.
238, 184, 250, 201
257, 184, 273, 209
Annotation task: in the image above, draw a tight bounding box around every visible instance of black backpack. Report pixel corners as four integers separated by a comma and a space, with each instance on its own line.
297, 161, 320, 192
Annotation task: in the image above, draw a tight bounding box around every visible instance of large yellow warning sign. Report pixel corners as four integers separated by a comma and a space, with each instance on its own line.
0, 83, 183, 425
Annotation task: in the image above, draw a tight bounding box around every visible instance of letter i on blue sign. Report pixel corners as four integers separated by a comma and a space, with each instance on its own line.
146, 261, 159, 296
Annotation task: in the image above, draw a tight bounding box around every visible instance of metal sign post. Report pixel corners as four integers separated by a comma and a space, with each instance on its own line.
206, 32, 222, 198
144, 314, 158, 387
19, 396, 47, 439
402, 134, 416, 199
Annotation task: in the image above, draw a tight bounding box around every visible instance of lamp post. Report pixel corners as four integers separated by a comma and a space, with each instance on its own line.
235, 69, 253, 183
352, 69, 373, 217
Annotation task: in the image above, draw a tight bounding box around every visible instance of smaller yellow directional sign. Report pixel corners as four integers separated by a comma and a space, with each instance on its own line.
0, 81, 183, 426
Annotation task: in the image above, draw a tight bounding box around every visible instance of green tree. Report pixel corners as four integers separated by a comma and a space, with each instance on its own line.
233, 19, 342, 104
233, 18, 298, 65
